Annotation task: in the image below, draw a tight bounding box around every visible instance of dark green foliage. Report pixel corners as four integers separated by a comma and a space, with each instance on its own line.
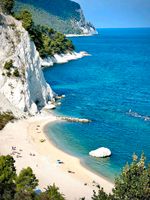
92, 154, 150, 200
4, 60, 13, 70
6, 71, 11, 77
112, 153, 150, 200
0, 155, 16, 199
0, 0, 15, 14
13, 69, 20, 77
92, 186, 110, 200
0, 112, 15, 130
38, 184, 65, 200
16, 167, 38, 193
14, 190, 35, 200
3, 60, 13, 77
0, 153, 150, 200
15, 10, 74, 58
0, 155, 65, 200
15, 9, 33, 31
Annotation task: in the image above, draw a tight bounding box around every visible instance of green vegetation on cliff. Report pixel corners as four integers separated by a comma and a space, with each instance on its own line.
1, 0, 75, 58
15, 9, 74, 58
14, 0, 93, 34
0, 112, 15, 130
0, 0, 14, 14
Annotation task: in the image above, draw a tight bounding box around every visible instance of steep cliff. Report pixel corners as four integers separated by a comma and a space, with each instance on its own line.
0, 13, 55, 117
14, 0, 97, 35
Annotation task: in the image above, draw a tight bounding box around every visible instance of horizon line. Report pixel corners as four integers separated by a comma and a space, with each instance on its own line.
96, 27, 150, 29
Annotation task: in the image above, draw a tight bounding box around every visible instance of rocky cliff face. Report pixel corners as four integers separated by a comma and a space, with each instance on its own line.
74, 8, 97, 35
0, 13, 54, 117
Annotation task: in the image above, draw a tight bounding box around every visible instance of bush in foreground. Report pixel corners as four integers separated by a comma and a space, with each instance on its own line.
92, 153, 150, 200
0, 155, 65, 200
0, 154, 150, 200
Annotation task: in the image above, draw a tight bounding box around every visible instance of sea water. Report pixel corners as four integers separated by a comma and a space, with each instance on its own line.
43, 28, 150, 180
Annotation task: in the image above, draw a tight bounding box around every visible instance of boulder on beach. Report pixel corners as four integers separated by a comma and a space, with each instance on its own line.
89, 147, 111, 158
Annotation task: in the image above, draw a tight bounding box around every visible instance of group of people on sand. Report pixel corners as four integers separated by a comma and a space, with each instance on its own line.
11, 146, 23, 158
10, 146, 36, 158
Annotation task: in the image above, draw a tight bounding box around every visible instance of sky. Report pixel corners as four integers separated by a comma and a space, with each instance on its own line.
75, 0, 150, 28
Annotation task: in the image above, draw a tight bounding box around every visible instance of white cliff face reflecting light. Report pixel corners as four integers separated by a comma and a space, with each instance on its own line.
0, 14, 88, 117
0, 14, 54, 117
41, 51, 90, 67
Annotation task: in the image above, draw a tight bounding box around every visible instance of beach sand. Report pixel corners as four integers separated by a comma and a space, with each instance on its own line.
0, 114, 114, 200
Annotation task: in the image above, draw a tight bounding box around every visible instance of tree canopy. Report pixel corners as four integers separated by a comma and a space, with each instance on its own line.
0, 155, 16, 199
16, 167, 38, 193
0, 0, 15, 14
92, 154, 150, 200
15, 9, 75, 58
0, 155, 65, 200
0, 154, 150, 200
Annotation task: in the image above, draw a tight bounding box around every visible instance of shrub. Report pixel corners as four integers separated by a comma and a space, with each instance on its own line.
112, 153, 150, 200
4, 60, 13, 70
0, 0, 14, 14
13, 69, 20, 77
92, 154, 150, 200
0, 112, 15, 130
15, 10, 75, 58
6, 71, 12, 77
15, 9, 33, 31
38, 184, 65, 200
16, 167, 38, 193
0, 155, 16, 199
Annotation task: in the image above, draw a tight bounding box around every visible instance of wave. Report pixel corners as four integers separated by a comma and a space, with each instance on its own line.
127, 109, 150, 121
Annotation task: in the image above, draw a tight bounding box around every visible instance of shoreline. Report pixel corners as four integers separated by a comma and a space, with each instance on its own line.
0, 114, 114, 200
41, 51, 90, 68
44, 122, 114, 184
66, 32, 98, 38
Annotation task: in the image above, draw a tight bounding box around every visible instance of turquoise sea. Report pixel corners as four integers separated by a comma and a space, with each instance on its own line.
43, 28, 150, 180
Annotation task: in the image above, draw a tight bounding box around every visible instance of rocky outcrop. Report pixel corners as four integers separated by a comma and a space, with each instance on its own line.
41, 51, 90, 67
74, 8, 98, 35
0, 13, 55, 116
89, 147, 111, 158
57, 116, 91, 123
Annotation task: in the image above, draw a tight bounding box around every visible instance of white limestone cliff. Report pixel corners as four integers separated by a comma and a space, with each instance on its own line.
41, 51, 90, 67
0, 13, 55, 117
73, 8, 98, 36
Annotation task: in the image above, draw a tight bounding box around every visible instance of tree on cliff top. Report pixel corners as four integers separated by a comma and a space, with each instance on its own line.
0, 0, 15, 14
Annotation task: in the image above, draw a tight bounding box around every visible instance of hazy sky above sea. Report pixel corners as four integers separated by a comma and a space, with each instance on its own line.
75, 0, 150, 28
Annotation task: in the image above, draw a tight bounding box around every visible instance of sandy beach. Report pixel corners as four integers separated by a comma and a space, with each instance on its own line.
0, 113, 114, 200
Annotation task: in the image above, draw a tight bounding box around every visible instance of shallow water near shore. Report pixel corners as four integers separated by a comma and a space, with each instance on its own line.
43, 28, 150, 180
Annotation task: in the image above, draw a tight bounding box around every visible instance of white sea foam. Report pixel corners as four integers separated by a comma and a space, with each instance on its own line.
127, 109, 150, 121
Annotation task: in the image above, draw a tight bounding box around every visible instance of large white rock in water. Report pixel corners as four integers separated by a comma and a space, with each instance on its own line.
89, 147, 111, 158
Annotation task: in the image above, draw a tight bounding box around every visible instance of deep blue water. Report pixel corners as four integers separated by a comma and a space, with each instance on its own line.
43, 28, 150, 180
